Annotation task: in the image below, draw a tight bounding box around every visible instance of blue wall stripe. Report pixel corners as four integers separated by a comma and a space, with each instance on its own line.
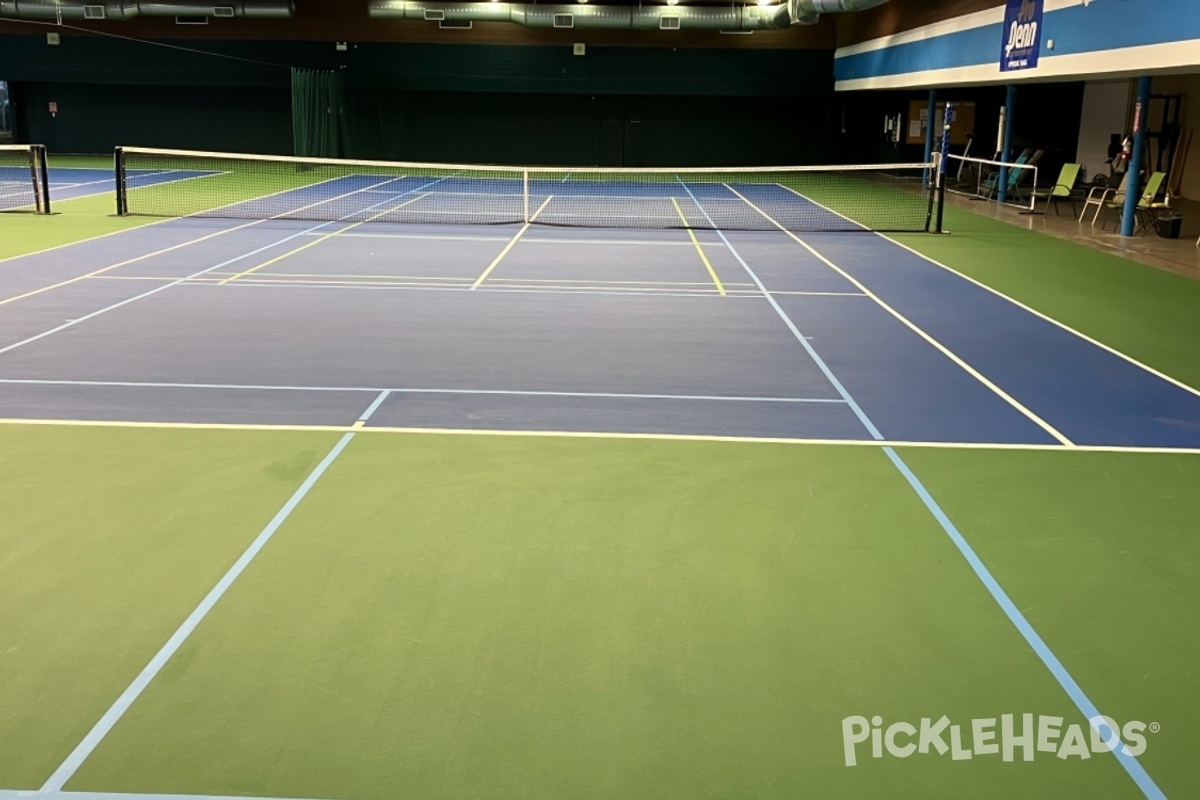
836, 0, 1200, 82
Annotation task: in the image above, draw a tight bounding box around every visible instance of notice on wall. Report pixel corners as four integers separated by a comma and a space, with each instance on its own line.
905, 101, 975, 146
1001, 0, 1044, 72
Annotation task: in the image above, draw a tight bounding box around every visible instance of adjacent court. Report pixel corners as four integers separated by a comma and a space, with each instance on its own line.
0, 148, 1197, 800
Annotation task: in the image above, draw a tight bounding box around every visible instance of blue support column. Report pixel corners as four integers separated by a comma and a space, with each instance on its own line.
997, 84, 1016, 203
1121, 75, 1153, 237
923, 89, 937, 188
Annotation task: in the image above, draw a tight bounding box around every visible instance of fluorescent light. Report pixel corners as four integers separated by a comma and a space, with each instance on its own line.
667, 0, 679, 5
756, 0, 771, 5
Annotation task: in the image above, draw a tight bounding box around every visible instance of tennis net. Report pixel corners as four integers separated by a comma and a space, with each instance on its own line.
115, 146, 939, 233
0, 144, 50, 214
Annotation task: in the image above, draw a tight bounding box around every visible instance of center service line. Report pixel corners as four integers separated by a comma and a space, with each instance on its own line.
471, 196, 554, 289
38, 390, 391, 793
219, 175, 448, 285
670, 196, 726, 296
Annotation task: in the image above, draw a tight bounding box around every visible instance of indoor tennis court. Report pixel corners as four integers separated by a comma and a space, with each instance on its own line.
3, 2, 1200, 799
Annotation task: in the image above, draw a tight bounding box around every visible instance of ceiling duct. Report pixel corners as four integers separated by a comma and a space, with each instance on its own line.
367, 0, 889, 30
0, 0, 294, 19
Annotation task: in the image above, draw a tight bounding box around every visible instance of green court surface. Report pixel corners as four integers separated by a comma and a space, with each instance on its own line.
4, 162, 1200, 799
1, 156, 158, 262
0, 193, 152, 262
894, 207, 1200, 389
5, 427, 1195, 798
0, 425, 341, 788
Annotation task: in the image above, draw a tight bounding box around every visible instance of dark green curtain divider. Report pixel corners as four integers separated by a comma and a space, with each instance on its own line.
291, 68, 348, 158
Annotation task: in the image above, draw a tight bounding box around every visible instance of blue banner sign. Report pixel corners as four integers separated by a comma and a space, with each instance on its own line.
1001, 0, 1043, 72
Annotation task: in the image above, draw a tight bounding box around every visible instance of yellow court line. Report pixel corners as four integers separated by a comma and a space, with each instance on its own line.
489, 276, 756, 287
92, 275, 748, 294
0, 175, 418, 306
226, 278, 739, 294
90, 275, 179, 282
723, 183, 1075, 448
219, 192, 432, 285
670, 198, 726, 296
0, 219, 265, 307
210, 271, 473, 282
1, 416, 1198, 456
0, 217, 169, 268
471, 196, 554, 289
217, 277, 471, 289
100, 273, 751, 289
488, 283, 729, 294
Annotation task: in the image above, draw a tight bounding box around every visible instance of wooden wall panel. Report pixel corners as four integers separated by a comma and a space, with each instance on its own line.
834, 0, 1000, 48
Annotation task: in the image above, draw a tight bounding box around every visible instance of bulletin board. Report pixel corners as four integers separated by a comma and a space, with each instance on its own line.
906, 101, 976, 146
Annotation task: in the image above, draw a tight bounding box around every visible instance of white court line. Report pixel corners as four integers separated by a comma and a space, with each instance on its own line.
680, 182, 1165, 800
37, 390, 391, 792
0, 172, 365, 270
296, 230, 717, 247
473, 193, 548, 289
888, 227, 1200, 400
523, 238, 716, 247
185, 280, 768, 301
211, 278, 737, 295
299, 231, 511, 242
779, 182, 1200, 401
0, 178, 430, 356
1, 416, 1199, 456
48, 170, 176, 191
0, 378, 841, 404
726, 184, 1075, 448
47, 178, 114, 189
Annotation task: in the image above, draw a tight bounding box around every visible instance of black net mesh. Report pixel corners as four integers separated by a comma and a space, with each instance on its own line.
0, 145, 48, 213
117, 147, 937, 233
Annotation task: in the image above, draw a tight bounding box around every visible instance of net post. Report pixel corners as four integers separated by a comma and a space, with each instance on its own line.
925, 155, 937, 233
114, 147, 128, 216
934, 102, 952, 234
35, 145, 51, 214
936, 172, 947, 233
523, 170, 530, 223
24, 146, 41, 214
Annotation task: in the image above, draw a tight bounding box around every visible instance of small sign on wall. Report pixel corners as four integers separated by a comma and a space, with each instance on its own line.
1000, 0, 1044, 72
906, 101, 975, 146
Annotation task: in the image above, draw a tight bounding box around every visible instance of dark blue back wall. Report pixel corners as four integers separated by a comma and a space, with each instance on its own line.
0, 34, 831, 164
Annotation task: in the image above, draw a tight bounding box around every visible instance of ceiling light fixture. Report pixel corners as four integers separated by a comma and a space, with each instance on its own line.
756, 0, 771, 5
667, 0, 679, 5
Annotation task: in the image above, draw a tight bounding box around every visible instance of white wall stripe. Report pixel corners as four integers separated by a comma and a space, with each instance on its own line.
836, 0, 1099, 59
836, 30, 1200, 90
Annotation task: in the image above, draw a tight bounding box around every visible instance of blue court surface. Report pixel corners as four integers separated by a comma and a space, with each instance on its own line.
47, 166, 213, 202
2, 174, 1199, 800
2, 176, 1199, 448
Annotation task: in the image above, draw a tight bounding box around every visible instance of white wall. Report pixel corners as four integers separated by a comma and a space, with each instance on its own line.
1075, 81, 1132, 185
